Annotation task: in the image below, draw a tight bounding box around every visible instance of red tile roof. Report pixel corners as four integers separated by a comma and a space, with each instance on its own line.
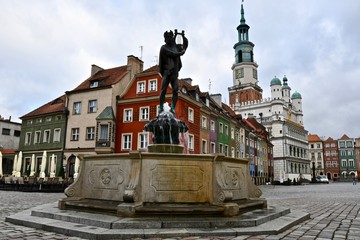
340, 134, 350, 140
308, 134, 322, 142
70, 65, 128, 93
221, 103, 237, 118
142, 65, 159, 74
21, 95, 66, 119
0, 149, 16, 154
324, 137, 335, 142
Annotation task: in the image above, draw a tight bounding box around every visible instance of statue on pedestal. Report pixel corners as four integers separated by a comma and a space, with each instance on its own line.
159, 29, 188, 114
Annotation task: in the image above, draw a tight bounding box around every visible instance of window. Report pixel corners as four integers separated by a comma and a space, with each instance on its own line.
349, 159, 354, 167
99, 125, 108, 140
43, 130, 51, 143
188, 108, 194, 122
27, 120, 33, 125
36, 118, 42, 123
53, 129, 61, 142
339, 141, 345, 148
231, 147, 235, 158
201, 116, 207, 129
86, 127, 95, 140
140, 107, 149, 121
188, 134, 194, 150
34, 131, 41, 144
325, 143, 330, 148
122, 134, 132, 150
202, 139, 207, 154
25, 132, 32, 145
225, 145, 229, 156
149, 79, 157, 92
88, 100, 97, 113
71, 128, 79, 141
225, 125, 228, 135
46, 116, 52, 122
341, 159, 347, 167
310, 144, 314, 149
1, 128, 10, 135
123, 109, 133, 122
231, 128, 235, 139
210, 142, 216, 154
73, 102, 81, 115
317, 144, 321, 148
219, 143, 223, 154
219, 123, 223, 134
14, 130, 20, 137
317, 152, 322, 160
137, 81, 146, 93
210, 121, 215, 132
138, 133, 148, 149
346, 141, 353, 148
90, 80, 99, 88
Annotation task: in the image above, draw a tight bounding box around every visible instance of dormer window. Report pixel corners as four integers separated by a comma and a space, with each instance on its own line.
137, 81, 146, 93
90, 80, 99, 88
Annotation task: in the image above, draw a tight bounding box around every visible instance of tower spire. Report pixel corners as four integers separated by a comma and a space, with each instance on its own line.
240, 2, 246, 25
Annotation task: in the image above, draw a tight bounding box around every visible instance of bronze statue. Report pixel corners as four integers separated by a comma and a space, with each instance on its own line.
159, 29, 188, 114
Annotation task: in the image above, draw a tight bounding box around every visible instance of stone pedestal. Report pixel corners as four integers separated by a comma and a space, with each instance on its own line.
59, 151, 265, 217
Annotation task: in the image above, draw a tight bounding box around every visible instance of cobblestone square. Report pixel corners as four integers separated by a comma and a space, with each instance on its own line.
1, 182, 359, 239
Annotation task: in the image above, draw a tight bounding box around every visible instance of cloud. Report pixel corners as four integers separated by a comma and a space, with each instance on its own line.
1, 0, 360, 139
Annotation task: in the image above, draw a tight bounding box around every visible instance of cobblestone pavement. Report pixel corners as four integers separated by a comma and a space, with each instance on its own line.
1, 182, 360, 240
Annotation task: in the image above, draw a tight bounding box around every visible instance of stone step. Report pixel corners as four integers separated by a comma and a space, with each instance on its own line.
5, 202, 310, 239
60, 198, 267, 217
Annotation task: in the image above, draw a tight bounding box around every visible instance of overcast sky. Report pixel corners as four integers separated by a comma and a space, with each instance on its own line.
1, 0, 360, 139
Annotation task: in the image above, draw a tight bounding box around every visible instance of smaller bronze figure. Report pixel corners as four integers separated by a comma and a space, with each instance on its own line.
159, 29, 188, 114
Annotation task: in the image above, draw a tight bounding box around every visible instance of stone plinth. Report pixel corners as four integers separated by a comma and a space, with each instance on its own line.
59, 151, 264, 217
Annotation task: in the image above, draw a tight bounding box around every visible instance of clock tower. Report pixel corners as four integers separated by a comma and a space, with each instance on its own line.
229, 3, 262, 106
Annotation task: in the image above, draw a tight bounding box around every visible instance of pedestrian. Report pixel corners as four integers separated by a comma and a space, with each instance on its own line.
352, 177, 357, 185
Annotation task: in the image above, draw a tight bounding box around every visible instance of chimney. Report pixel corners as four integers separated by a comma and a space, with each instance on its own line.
210, 93, 222, 106
127, 55, 144, 77
91, 64, 103, 76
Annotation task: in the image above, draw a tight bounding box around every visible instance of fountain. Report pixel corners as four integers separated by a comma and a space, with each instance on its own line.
5, 29, 310, 239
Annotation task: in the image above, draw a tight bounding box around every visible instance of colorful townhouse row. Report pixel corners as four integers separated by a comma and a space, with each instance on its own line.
308, 134, 360, 180
1, 55, 274, 184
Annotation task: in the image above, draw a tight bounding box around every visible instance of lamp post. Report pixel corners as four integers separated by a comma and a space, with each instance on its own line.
312, 162, 316, 183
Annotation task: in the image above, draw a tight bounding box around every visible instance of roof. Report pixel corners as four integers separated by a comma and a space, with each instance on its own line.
340, 134, 350, 140
141, 65, 159, 74
70, 65, 128, 93
0, 149, 16, 155
21, 95, 66, 119
221, 103, 237, 118
324, 137, 334, 142
270, 76, 281, 86
291, 91, 302, 99
308, 134, 322, 142
281, 76, 291, 90
96, 106, 115, 120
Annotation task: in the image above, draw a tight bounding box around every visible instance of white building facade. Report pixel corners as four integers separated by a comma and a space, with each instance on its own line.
228, 4, 310, 182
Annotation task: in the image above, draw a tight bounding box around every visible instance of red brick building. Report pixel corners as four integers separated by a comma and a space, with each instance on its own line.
323, 137, 339, 180
116, 66, 203, 154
